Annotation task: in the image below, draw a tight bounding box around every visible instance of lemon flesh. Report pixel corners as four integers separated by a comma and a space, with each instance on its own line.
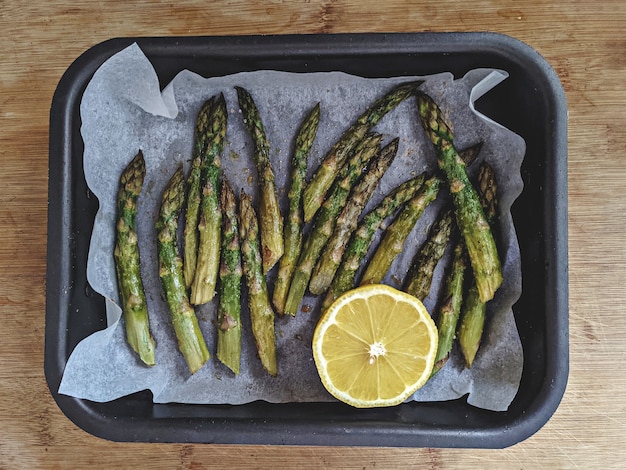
312, 284, 438, 408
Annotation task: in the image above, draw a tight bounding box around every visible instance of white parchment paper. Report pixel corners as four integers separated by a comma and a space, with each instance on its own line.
58, 43, 525, 411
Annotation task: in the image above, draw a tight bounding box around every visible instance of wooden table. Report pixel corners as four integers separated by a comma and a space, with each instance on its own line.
1, 1, 624, 467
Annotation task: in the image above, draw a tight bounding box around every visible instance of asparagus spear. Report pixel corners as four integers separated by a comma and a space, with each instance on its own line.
457, 284, 485, 368
190, 93, 227, 305
239, 191, 277, 376
322, 173, 427, 309
431, 238, 467, 376
358, 138, 484, 289
217, 179, 242, 374
184, 97, 215, 288
399, 143, 483, 300
284, 133, 383, 316
320, 143, 482, 309
309, 138, 399, 296
113, 150, 156, 366
303, 80, 423, 223
403, 208, 454, 301
157, 166, 210, 374
416, 91, 502, 302
273, 103, 321, 314
236, 86, 284, 273
458, 161, 498, 367
360, 175, 442, 286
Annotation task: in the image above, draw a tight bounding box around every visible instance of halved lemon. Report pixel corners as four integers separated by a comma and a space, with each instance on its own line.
312, 284, 438, 408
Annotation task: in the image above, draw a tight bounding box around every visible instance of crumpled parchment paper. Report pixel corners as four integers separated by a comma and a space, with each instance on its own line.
58, 43, 524, 411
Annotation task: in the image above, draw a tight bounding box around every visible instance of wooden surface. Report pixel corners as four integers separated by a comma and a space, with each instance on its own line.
1, 1, 625, 468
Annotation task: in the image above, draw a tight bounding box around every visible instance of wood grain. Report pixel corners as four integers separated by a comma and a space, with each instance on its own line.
2, 0, 626, 467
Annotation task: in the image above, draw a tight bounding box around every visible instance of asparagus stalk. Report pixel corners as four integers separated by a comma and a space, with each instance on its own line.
458, 161, 498, 367
322, 173, 427, 309
217, 179, 242, 374
190, 93, 227, 305
184, 97, 215, 288
239, 191, 277, 376
236, 86, 284, 273
403, 208, 454, 301
303, 80, 423, 223
309, 138, 399, 296
431, 239, 467, 376
157, 167, 210, 374
399, 142, 483, 300
113, 150, 156, 366
360, 175, 442, 286
284, 133, 383, 316
416, 91, 502, 302
273, 103, 321, 314
319, 143, 482, 310
457, 284, 485, 368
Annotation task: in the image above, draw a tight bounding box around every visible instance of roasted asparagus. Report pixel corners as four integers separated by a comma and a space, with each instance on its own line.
114, 150, 156, 366
284, 133, 383, 316
403, 208, 454, 301
360, 175, 442, 286
303, 80, 423, 223
190, 93, 227, 305
217, 179, 242, 374
431, 239, 467, 376
458, 161, 499, 367
416, 92, 502, 302
236, 86, 284, 273
184, 97, 215, 289
157, 166, 210, 374
322, 173, 427, 309
309, 138, 399, 296
273, 103, 321, 314
239, 191, 278, 376
401, 142, 483, 300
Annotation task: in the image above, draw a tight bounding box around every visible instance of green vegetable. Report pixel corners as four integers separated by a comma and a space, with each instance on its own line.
217, 179, 242, 374
360, 175, 441, 286
416, 92, 502, 302
309, 138, 399, 296
190, 93, 227, 305
284, 133, 383, 316
322, 173, 427, 310
114, 150, 156, 366
431, 239, 467, 376
403, 208, 454, 301
239, 191, 277, 376
236, 86, 284, 273
303, 80, 423, 223
157, 167, 210, 374
273, 103, 321, 314
458, 161, 499, 367
184, 97, 215, 289
402, 143, 484, 300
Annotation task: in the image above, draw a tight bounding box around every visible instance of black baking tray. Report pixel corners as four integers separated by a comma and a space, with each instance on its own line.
45, 32, 568, 448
